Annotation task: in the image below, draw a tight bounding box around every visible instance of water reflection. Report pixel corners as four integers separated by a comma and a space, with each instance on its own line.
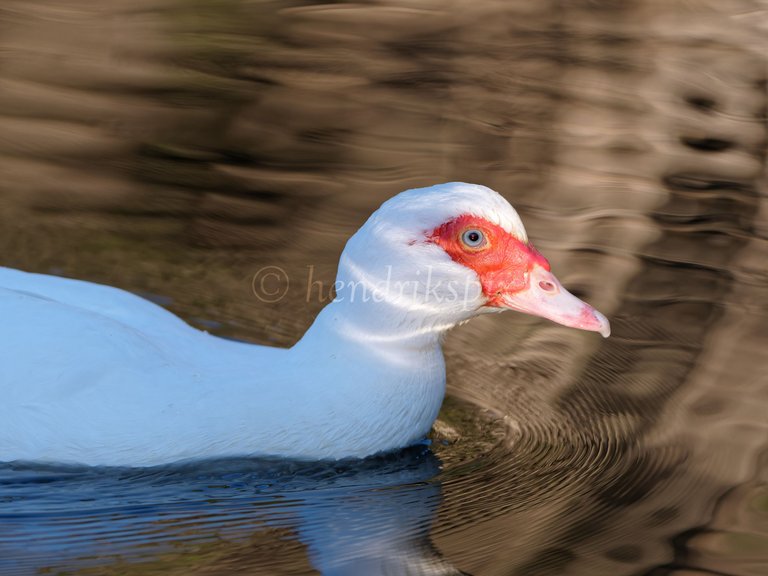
1, 448, 464, 575
0, 0, 767, 575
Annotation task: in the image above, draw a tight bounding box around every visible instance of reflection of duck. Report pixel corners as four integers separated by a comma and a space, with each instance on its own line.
2, 448, 467, 575
0, 183, 609, 466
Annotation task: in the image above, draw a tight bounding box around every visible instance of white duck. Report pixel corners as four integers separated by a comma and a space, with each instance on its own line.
0, 183, 609, 467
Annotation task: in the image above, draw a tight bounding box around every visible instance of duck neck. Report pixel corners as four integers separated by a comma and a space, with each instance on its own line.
294, 296, 452, 359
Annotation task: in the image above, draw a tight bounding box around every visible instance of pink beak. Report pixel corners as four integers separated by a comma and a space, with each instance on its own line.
499, 264, 611, 337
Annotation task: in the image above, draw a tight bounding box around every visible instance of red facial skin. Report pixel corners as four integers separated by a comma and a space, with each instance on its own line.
429, 214, 549, 306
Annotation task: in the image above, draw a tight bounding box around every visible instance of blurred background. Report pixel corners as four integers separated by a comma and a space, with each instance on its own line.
0, 1, 766, 575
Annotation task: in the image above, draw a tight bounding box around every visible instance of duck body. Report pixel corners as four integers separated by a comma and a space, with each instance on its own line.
0, 183, 608, 467
0, 268, 445, 466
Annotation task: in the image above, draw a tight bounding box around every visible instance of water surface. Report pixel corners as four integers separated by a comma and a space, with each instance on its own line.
0, 1, 766, 574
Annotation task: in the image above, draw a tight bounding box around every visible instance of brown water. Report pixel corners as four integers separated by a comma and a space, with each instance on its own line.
1, 1, 767, 575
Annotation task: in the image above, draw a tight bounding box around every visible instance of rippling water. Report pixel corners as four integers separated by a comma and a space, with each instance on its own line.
1, 1, 767, 575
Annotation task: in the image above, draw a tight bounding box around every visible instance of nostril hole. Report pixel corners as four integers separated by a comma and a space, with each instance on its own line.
539, 280, 555, 292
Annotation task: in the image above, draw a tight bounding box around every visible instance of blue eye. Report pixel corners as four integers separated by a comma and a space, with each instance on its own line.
461, 228, 485, 248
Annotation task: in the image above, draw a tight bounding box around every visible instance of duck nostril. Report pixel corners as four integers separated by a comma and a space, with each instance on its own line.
539, 280, 555, 292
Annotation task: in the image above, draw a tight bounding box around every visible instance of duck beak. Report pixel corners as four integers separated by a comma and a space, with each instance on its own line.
498, 264, 611, 337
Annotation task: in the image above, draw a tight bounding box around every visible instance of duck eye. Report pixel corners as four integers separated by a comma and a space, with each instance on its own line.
461, 228, 486, 249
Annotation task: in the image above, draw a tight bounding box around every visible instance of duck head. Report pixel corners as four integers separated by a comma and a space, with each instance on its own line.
334, 182, 610, 339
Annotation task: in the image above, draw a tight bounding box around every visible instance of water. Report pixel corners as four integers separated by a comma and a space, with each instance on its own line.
0, 1, 767, 574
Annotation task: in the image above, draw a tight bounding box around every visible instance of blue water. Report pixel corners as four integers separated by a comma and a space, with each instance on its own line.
1, 448, 445, 574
